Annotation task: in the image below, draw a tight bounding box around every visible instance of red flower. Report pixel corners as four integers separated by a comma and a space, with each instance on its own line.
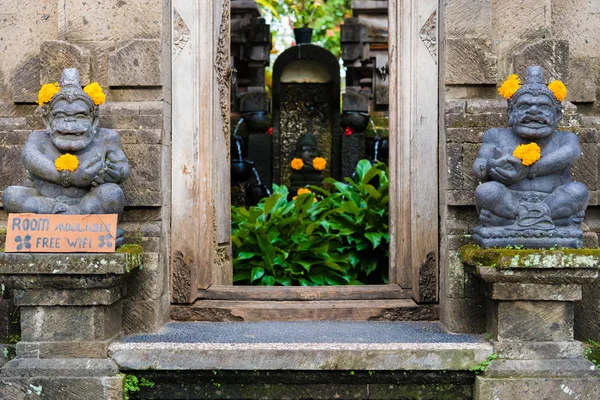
344, 127, 353, 136
267, 127, 273, 135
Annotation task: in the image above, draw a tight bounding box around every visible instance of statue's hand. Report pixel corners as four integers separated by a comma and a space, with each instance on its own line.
489, 155, 528, 185
74, 154, 104, 186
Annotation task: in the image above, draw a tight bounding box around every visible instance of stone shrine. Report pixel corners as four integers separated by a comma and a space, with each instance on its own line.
472, 66, 588, 248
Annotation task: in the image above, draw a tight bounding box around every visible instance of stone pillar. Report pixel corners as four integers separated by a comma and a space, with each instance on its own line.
461, 246, 600, 399
0, 249, 141, 399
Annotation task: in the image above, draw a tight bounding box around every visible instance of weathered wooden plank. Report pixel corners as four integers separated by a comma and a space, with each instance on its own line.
170, 0, 218, 302
171, 300, 439, 322
389, 0, 439, 302
199, 285, 412, 301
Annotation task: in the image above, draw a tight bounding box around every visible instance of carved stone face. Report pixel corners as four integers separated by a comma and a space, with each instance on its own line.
509, 93, 561, 140
48, 99, 96, 152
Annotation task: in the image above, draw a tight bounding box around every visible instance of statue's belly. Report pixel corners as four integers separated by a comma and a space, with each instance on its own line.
509, 174, 568, 193
34, 179, 88, 199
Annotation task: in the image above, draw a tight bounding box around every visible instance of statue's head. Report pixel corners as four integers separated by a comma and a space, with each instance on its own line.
504, 66, 565, 140
41, 69, 100, 152
296, 132, 320, 162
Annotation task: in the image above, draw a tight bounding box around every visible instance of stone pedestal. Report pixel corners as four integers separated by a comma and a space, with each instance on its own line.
461, 246, 600, 399
0, 248, 141, 399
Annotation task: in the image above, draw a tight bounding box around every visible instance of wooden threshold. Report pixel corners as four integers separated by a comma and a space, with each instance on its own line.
198, 284, 412, 301
171, 299, 438, 322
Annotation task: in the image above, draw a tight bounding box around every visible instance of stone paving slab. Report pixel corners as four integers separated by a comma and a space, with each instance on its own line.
110, 321, 492, 371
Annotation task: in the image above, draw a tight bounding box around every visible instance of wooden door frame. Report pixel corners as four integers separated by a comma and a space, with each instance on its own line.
170, 0, 440, 306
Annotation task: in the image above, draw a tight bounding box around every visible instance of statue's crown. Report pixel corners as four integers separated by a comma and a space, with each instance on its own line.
511, 67, 557, 105
50, 68, 96, 110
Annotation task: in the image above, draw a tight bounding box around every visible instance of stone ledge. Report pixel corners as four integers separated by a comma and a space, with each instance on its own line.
0, 245, 143, 275
110, 341, 493, 371
109, 321, 492, 371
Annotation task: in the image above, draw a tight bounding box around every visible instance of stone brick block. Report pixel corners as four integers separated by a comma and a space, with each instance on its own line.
475, 376, 600, 400
445, 253, 466, 299
121, 144, 162, 207
572, 143, 598, 190
16, 340, 112, 359
12, 57, 40, 104
462, 143, 480, 190
491, 283, 581, 301
445, 99, 466, 114
575, 278, 600, 341
60, 0, 162, 42
568, 58, 597, 103
126, 253, 163, 301
493, 301, 573, 342
20, 302, 121, 342
446, 0, 492, 39
446, 190, 475, 206
447, 143, 463, 190
0, 130, 28, 146
0, 146, 27, 192
122, 293, 169, 335
109, 39, 162, 87
466, 99, 506, 114
552, 1, 600, 59
494, 341, 584, 360
445, 112, 467, 128
492, 0, 551, 40
513, 39, 570, 82
446, 38, 498, 84
440, 297, 486, 334
578, 128, 598, 144
446, 128, 484, 143
39, 41, 92, 86
464, 112, 507, 128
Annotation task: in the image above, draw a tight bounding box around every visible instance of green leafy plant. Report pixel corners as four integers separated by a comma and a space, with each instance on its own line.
231, 160, 389, 286
584, 340, 600, 368
123, 375, 155, 400
469, 353, 498, 375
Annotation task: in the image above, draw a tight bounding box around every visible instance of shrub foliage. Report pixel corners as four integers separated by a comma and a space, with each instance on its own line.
231, 160, 389, 286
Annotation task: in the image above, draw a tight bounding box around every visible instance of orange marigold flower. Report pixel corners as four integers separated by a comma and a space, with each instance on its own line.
38, 82, 60, 106
83, 82, 106, 105
55, 153, 79, 172
513, 142, 541, 166
548, 80, 567, 102
291, 158, 304, 170
297, 188, 311, 195
312, 157, 327, 171
498, 74, 521, 100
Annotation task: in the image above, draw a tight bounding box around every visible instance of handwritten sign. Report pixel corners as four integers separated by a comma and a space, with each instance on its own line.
5, 214, 118, 253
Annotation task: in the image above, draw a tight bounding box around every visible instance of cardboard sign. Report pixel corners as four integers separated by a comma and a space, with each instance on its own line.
5, 214, 118, 253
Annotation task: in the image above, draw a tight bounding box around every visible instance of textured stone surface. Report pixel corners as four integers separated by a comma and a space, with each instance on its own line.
121, 144, 162, 206
513, 39, 570, 82
492, 301, 573, 342
446, 0, 492, 39
494, 341, 584, 360
20, 302, 121, 342
13, 286, 126, 307
39, 41, 92, 86
59, 0, 162, 42
445, 39, 498, 84
491, 0, 551, 40
475, 376, 600, 399
11, 57, 40, 104
440, 297, 486, 334
568, 58, 597, 103
490, 283, 582, 301
109, 39, 162, 87
552, 1, 600, 59
575, 277, 600, 341
0, 251, 142, 276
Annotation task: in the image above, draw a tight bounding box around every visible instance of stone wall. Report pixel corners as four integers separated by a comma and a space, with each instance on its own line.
440, 1, 600, 336
0, 0, 170, 340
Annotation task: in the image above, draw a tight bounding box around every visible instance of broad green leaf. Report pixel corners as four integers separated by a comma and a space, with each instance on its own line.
365, 232, 383, 249
236, 252, 256, 261
257, 235, 275, 268
233, 270, 251, 283
251, 267, 265, 283
261, 275, 276, 286
355, 159, 372, 181
263, 194, 281, 216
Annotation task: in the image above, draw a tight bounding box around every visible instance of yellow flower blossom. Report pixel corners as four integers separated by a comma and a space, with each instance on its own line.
498, 74, 521, 100
291, 158, 304, 170
513, 142, 541, 166
548, 80, 567, 102
312, 157, 327, 171
55, 153, 79, 172
38, 82, 60, 106
83, 82, 106, 105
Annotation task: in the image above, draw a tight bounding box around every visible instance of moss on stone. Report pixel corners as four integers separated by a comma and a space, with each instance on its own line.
459, 244, 600, 269
116, 244, 144, 272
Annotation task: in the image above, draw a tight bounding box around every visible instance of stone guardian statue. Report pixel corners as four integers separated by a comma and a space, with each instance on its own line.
472, 66, 588, 248
3, 68, 129, 217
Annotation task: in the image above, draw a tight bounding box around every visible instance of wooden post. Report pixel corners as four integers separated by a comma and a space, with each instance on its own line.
389, 0, 439, 302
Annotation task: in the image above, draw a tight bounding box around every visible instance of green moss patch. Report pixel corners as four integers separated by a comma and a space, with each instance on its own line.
116, 244, 144, 272
459, 244, 600, 269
